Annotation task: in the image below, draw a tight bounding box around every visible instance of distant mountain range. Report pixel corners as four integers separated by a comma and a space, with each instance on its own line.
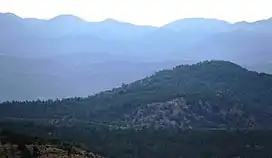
0, 55, 184, 101
1, 12, 272, 62
1, 12, 272, 100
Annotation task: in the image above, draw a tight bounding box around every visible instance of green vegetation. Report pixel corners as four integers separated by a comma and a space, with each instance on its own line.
1, 61, 272, 128
1, 122, 272, 158
0, 127, 104, 158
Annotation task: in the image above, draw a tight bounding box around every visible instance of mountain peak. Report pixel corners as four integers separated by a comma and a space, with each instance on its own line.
102, 18, 118, 22
197, 60, 241, 66
175, 60, 245, 73
0, 12, 22, 20
50, 15, 86, 23
167, 18, 230, 25
1, 12, 19, 17
100, 18, 129, 25
235, 21, 249, 24
163, 18, 230, 33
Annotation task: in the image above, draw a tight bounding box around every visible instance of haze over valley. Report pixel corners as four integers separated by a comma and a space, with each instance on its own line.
1, 12, 272, 101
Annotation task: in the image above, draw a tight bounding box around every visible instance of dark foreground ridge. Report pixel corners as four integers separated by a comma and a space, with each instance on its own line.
1, 122, 272, 158
1, 60, 272, 129
0, 128, 104, 158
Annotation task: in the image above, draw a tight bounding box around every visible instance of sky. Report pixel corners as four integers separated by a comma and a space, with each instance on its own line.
0, 0, 271, 26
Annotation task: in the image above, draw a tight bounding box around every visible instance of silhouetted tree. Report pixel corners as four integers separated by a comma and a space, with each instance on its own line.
18, 143, 32, 158
67, 146, 72, 158
33, 146, 41, 158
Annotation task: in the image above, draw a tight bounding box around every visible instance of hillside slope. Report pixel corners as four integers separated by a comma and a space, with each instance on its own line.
1, 61, 272, 129
0, 129, 104, 158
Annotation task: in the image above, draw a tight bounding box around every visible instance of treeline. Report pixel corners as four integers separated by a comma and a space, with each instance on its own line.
1, 121, 272, 158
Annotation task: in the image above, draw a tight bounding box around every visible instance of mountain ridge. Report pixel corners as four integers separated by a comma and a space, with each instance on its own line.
2, 12, 272, 26
2, 12, 272, 61
1, 61, 272, 129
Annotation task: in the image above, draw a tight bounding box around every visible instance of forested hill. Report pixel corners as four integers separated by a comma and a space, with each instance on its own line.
1, 60, 272, 129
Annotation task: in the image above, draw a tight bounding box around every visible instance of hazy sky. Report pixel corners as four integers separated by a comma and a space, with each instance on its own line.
0, 0, 271, 26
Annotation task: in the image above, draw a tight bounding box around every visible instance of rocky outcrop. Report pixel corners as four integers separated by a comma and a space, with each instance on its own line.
125, 97, 256, 129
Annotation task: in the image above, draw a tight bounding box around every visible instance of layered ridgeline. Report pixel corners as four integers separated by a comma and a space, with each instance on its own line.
1, 12, 272, 63
2, 12, 272, 101
1, 61, 272, 129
